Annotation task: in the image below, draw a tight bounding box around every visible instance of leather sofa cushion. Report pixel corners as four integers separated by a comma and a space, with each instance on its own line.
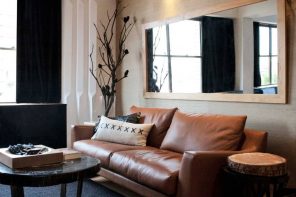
130, 106, 177, 148
73, 140, 146, 167
109, 147, 182, 195
161, 111, 247, 153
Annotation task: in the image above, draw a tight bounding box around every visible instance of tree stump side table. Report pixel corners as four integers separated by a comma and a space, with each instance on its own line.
223, 152, 288, 197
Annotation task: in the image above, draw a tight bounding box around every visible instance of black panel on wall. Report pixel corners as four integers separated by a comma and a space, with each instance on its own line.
0, 104, 66, 148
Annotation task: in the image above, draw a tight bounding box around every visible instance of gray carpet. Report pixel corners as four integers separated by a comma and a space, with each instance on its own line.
0, 179, 123, 197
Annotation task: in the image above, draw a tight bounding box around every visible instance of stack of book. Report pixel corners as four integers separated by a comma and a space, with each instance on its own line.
56, 148, 82, 161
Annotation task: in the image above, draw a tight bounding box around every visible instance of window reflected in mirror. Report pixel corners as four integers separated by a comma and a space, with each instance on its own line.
146, 0, 278, 95
254, 23, 278, 94
148, 20, 202, 93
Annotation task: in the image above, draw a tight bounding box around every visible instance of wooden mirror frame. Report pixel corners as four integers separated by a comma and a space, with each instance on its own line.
142, 0, 286, 103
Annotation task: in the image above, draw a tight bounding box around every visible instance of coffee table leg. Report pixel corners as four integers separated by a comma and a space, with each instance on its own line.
60, 184, 66, 197
11, 185, 24, 197
60, 184, 67, 197
77, 179, 83, 197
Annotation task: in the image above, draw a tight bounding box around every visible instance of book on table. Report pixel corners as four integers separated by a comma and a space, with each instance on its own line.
56, 148, 82, 160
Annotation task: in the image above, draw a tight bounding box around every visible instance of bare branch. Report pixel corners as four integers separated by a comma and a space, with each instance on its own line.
89, 2, 135, 116
116, 75, 128, 83
89, 45, 102, 89
98, 47, 108, 66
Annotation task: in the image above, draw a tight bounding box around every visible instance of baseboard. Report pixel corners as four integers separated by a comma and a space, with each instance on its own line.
91, 176, 141, 197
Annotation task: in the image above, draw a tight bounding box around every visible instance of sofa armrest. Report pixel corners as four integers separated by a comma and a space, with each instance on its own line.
241, 129, 268, 152
177, 150, 248, 197
70, 125, 95, 148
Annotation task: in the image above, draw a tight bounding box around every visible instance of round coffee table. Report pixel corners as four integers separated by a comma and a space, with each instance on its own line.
0, 156, 100, 197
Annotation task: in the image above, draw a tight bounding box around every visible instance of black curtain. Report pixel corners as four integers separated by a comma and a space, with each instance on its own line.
201, 16, 235, 93
17, 0, 61, 103
253, 22, 261, 87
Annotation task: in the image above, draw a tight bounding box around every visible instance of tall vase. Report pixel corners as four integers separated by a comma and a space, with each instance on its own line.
98, 95, 115, 117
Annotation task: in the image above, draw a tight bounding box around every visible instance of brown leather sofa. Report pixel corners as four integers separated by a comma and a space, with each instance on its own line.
71, 106, 267, 197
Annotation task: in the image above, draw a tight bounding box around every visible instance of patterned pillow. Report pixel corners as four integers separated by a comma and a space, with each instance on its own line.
111, 112, 141, 123
91, 116, 153, 146
94, 112, 141, 133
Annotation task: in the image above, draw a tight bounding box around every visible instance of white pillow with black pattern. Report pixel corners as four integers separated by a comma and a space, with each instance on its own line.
91, 116, 154, 146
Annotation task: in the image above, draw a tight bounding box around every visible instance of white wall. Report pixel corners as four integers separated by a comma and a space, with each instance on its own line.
62, 0, 116, 147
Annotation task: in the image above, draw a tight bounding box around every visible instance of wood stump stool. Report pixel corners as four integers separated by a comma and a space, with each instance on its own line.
223, 152, 288, 197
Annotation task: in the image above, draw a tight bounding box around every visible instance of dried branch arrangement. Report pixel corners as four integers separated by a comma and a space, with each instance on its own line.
89, 3, 135, 116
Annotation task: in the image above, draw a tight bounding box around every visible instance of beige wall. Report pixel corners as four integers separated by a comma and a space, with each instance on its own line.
117, 0, 296, 186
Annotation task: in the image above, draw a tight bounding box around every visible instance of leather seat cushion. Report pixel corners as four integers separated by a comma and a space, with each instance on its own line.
161, 111, 247, 153
109, 147, 182, 195
73, 140, 146, 167
130, 106, 178, 148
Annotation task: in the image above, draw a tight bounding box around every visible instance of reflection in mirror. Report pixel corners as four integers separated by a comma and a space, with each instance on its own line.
145, 0, 278, 95
147, 20, 202, 93
254, 22, 278, 94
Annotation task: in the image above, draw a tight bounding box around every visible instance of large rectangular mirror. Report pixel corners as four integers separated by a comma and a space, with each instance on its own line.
142, 0, 286, 103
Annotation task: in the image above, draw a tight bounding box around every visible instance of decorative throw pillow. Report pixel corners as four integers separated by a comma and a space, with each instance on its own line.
160, 111, 247, 153
92, 116, 154, 146
130, 106, 178, 148
112, 112, 141, 123
93, 112, 141, 133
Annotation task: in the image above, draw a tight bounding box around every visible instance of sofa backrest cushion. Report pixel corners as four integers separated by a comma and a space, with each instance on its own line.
160, 111, 247, 153
130, 106, 178, 148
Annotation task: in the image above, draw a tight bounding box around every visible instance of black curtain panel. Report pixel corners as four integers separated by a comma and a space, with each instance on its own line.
17, 0, 61, 103
201, 16, 235, 93
253, 22, 261, 88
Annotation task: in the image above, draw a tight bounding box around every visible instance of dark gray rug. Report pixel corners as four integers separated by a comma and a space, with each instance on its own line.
0, 179, 123, 197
